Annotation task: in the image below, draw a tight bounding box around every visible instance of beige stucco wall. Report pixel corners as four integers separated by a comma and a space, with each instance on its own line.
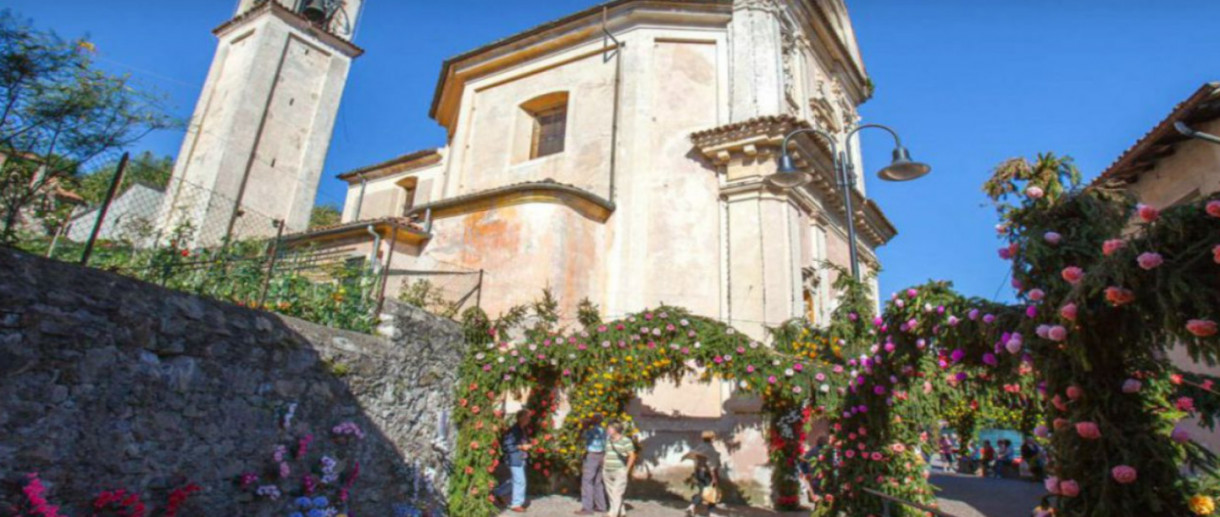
330, 1, 883, 501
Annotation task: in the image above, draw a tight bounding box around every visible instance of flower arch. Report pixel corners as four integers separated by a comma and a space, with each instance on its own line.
448, 153, 1220, 517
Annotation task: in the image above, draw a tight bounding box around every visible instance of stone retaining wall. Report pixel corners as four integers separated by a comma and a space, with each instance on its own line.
0, 248, 463, 516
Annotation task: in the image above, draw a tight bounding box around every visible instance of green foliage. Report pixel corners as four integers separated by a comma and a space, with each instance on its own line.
399, 278, 460, 319
309, 204, 342, 229
0, 10, 177, 243
72, 151, 172, 205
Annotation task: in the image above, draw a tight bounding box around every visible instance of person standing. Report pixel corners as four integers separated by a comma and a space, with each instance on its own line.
1020, 437, 1043, 480
602, 421, 637, 517
980, 440, 996, 478
577, 414, 607, 515
683, 431, 723, 516
938, 434, 956, 470
494, 411, 533, 513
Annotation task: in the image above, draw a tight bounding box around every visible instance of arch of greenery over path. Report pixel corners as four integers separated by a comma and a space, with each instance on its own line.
448, 153, 1220, 517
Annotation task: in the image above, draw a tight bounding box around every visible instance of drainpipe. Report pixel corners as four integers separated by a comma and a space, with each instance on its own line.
423, 208, 433, 234
354, 173, 367, 220
366, 224, 380, 273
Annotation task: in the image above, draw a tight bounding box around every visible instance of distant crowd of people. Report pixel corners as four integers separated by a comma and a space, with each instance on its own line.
492, 411, 726, 516
934, 431, 1047, 480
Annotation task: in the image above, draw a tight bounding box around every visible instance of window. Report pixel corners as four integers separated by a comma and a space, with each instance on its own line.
518, 92, 569, 161
531, 105, 567, 159
396, 176, 418, 215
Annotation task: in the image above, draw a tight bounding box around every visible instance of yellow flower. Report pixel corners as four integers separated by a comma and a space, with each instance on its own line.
1191, 495, 1215, 516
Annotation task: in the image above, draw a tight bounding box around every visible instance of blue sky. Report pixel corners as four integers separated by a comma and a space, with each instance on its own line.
8, 0, 1218, 301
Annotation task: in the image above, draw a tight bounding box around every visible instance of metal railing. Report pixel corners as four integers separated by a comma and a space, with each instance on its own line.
863, 487, 958, 517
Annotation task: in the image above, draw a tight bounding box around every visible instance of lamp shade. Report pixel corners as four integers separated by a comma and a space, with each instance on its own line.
767, 153, 811, 188
877, 147, 931, 182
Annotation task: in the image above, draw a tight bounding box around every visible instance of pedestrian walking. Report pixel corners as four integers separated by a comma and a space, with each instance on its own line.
494, 411, 533, 513
576, 414, 607, 515
683, 430, 724, 516
602, 421, 637, 517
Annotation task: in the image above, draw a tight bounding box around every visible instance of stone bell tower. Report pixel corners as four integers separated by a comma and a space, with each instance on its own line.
159, 0, 364, 245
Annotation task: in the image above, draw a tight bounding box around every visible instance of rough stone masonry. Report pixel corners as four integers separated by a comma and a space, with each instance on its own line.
0, 248, 464, 515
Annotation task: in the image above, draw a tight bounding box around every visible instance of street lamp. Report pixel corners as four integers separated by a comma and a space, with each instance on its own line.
769, 123, 931, 280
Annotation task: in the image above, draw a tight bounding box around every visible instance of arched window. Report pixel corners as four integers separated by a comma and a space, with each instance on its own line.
520, 92, 569, 160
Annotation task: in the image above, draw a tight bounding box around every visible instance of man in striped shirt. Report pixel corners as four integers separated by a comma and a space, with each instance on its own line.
602, 421, 637, 517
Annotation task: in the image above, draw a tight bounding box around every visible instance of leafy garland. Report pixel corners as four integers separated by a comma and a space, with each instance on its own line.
448, 153, 1220, 516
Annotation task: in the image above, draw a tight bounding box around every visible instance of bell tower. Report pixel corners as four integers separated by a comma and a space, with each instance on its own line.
159, 0, 364, 245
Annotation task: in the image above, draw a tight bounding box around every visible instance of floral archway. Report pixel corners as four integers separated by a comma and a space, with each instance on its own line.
448, 153, 1220, 517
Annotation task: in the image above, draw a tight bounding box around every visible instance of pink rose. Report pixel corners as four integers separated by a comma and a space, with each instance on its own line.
1052, 395, 1068, 412
1213, 244, 1220, 264
1066, 385, 1083, 400
1075, 421, 1101, 439
1043, 231, 1062, 245
1136, 252, 1163, 270
1026, 186, 1045, 199
1061, 266, 1084, 285
1176, 397, 1196, 413
1059, 303, 1078, 321
1122, 379, 1142, 394
1187, 319, 1218, 337
1059, 480, 1080, 497
1044, 476, 1061, 494
1207, 200, 1220, 218
1028, 288, 1045, 301
1137, 203, 1159, 222
1048, 325, 1068, 342
1102, 239, 1126, 256
1111, 465, 1137, 484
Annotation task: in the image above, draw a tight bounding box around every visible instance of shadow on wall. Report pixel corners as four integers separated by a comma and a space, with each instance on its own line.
0, 248, 464, 516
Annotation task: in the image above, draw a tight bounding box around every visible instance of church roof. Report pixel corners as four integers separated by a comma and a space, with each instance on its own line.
1092, 82, 1220, 186
336, 148, 442, 182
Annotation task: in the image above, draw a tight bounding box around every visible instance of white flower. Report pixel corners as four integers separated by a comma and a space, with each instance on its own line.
568, 354, 576, 359
680, 319, 689, 326
784, 368, 795, 377
497, 357, 505, 363
750, 341, 760, 349
475, 353, 485, 360
772, 359, 781, 366
820, 384, 830, 393
694, 342, 702, 348
723, 354, 732, 361
739, 380, 750, 389
528, 344, 537, 351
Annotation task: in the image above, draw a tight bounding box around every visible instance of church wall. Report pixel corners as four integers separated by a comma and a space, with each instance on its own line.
340, 162, 445, 222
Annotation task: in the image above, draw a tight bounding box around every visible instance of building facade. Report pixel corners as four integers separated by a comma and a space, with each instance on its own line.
305, 0, 898, 501
158, 0, 364, 245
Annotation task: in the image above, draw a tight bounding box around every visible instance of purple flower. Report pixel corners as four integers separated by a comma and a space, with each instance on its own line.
983, 353, 998, 366
874, 385, 887, 395
983, 314, 996, 324
950, 349, 965, 363
1026, 305, 1038, 319
968, 309, 980, 320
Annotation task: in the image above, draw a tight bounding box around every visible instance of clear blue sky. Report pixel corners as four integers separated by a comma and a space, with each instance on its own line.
8, 0, 1218, 301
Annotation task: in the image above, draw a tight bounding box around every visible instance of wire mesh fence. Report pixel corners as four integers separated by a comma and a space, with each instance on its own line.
6, 152, 436, 334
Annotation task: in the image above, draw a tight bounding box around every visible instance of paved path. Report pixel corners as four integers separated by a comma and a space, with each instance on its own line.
931, 471, 1045, 517
497, 471, 1045, 517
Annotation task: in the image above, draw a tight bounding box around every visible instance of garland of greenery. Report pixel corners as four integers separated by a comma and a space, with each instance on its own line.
447, 152, 1219, 517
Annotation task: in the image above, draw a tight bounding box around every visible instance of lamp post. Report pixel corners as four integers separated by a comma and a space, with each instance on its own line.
769, 124, 931, 280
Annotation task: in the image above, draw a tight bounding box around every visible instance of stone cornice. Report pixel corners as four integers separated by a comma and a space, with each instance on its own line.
692, 115, 897, 248
215, 0, 365, 58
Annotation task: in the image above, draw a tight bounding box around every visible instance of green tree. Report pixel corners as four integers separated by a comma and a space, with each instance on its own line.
0, 9, 176, 243
74, 151, 173, 204
309, 204, 342, 228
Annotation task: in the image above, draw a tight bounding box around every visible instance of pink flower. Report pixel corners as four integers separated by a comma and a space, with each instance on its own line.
1059, 303, 1078, 321
1059, 480, 1080, 497
871, 452, 884, 461
1102, 239, 1126, 256
1122, 379, 1142, 394
1066, 385, 1083, 400
1043, 231, 1062, 245
1026, 186, 1045, 199
1187, 319, 1218, 337
1048, 325, 1068, 342
1172, 427, 1191, 443
1137, 203, 1159, 222
1044, 476, 1061, 494
891, 443, 907, 453
1176, 396, 1196, 413
1034, 425, 1049, 438
1207, 200, 1220, 218
767, 375, 777, 384
1136, 252, 1163, 270
1111, 465, 1137, 484
1213, 244, 1220, 264
1053, 418, 1069, 431
1061, 266, 1084, 284
1105, 286, 1135, 306
1075, 421, 1101, 439
1028, 288, 1045, 301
